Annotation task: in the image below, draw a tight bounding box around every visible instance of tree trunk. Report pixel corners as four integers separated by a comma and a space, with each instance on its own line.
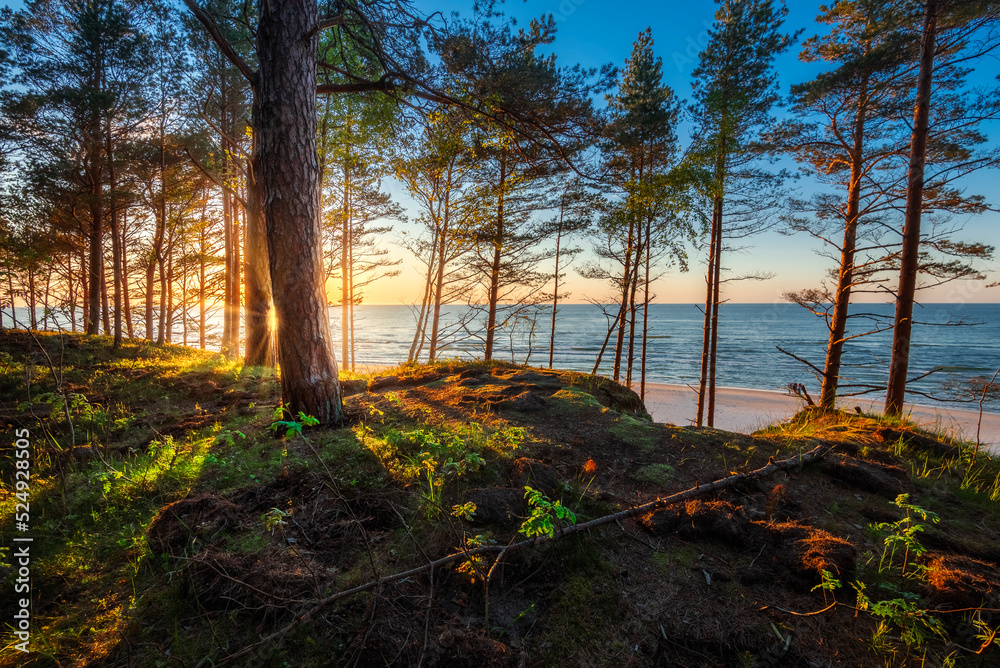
484, 157, 507, 361
549, 199, 564, 369
81, 250, 90, 333
166, 231, 174, 344
101, 257, 111, 334
695, 205, 718, 427
341, 155, 350, 368
122, 219, 134, 339
42, 270, 51, 330
428, 173, 451, 363
408, 227, 436, 363
820, 78, 869, 410
640, 217, 652, 402
156, 116, 168, 345
258, 0, 343, 423
625, 237, 643, 387
107, 129, 123, 348
87, 151, 103, 335
707, 194, 723, 427
199, 224, 207, 350
27, 266, 37, 330
145, 254, 156, 341
244, 101, 276, 367
233, 191, 241, 357
885, 0, 937, 417
612, 220, 634, 382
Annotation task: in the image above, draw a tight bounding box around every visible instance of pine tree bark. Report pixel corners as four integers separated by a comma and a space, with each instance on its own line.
612, 220, 634, 382
428, 180, 450, 363
243, 100, 276, 368
156, 124, 168, 346
258, 0, 343, 423
549, 197, 564, 369
886, 0, 937, 417
86, 149, 103, 335
122, 221, 134, 339
341, 155, 350, 368
107, 128, 123, 348
696, 205, 719, 427
820, 76, 869, 410
484, 157, 507, 361
707, 194, 723, 427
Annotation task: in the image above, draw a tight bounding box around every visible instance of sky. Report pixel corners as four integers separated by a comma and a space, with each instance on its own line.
4, 0, 998, 306
363, 0, 999, 307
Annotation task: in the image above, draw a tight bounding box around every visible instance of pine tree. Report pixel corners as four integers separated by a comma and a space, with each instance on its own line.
690, 0, 797, 427
884, 0, 1000, 416
776, 0, 915, 409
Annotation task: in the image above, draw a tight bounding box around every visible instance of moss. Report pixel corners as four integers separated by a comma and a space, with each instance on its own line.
633, 463, 675, 486
548, 386, 605, 411
537, 571, 622, 666
608, 415, 661, 451
652, 543, 700, 572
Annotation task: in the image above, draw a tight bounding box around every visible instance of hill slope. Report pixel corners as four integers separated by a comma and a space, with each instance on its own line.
2, 331, 1000, 667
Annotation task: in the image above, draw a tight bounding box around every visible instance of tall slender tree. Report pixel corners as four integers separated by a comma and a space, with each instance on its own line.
884, 0, 1000, 415
690, 0, 796, 427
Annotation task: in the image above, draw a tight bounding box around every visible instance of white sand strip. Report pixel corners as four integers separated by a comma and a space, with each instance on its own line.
639, 382, 1000, 449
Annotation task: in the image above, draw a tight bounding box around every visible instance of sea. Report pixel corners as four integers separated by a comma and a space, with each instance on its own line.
340, 302, 1000, 411
5, 302, 999, 410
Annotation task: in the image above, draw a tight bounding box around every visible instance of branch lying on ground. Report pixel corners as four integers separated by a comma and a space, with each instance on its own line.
213, 440, 836, 665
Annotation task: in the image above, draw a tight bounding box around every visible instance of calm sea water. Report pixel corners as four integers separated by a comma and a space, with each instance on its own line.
6, 302, 998, 408
330, 302, 1000, 409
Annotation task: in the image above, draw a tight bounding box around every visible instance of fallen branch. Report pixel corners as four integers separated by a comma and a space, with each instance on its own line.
214, 440, 835, 665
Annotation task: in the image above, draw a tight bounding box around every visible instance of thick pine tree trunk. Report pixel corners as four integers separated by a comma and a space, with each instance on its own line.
886, 0, 937, 417
258, 0, 343, 423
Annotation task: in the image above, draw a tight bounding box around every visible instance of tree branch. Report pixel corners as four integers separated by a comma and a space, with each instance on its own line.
182, 0, 258, 86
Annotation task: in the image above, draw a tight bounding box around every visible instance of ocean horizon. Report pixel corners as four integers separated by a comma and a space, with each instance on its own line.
6, 301, 998, 411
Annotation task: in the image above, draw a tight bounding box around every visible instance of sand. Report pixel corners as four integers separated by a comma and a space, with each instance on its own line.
639, 382, 1000, 451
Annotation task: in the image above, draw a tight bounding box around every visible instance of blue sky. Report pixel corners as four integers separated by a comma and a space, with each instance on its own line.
3, 0, 998, 305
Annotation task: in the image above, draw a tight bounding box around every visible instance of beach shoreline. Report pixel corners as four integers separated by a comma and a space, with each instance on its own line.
638, 381, 1000, 449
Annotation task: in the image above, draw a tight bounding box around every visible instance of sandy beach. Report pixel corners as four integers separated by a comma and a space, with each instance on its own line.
640, 381, 1000, 450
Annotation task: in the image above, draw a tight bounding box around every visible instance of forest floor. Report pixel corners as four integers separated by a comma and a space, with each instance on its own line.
2, 330, 1000, 667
